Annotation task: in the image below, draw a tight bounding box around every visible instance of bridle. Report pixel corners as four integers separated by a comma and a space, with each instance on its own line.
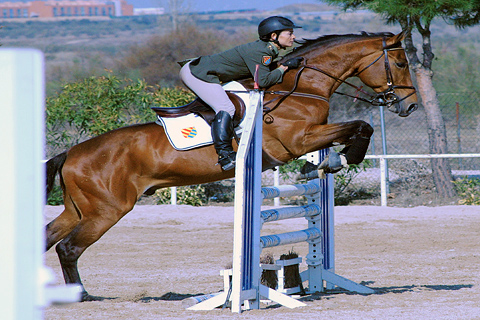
351, 38, 417, 112
262, 38, 417, 122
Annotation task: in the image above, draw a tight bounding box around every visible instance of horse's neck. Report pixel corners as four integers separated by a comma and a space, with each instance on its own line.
299, 41, 377, 96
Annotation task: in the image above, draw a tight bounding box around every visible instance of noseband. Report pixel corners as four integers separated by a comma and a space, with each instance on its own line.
263, 38, 417, 121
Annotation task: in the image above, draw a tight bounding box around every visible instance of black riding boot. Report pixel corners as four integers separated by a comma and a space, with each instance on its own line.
211, 111, 236, 171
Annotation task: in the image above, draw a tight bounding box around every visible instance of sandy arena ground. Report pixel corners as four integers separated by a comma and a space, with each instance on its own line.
44, 205, 480, 319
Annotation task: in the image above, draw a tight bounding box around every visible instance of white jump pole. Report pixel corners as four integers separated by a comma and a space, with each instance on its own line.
0, 48, 47, 320
230, 89, 264, 313
187, 87, 265, 312
0, 49, 81, 320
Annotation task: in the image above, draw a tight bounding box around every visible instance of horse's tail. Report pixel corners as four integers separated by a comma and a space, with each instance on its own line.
46, 151, 67, 197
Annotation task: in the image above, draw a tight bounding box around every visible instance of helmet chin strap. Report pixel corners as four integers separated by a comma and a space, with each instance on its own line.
273, 39, 286, 50
271, 35, 286, 50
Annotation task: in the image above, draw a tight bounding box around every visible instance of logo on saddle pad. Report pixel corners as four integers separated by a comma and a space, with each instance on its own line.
181, 126, 197, 138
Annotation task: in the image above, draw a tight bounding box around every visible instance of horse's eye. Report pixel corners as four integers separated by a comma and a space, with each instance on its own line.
395, 61, 408, 69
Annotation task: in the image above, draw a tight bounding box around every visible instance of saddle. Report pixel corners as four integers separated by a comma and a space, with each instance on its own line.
151, 92, 246, 127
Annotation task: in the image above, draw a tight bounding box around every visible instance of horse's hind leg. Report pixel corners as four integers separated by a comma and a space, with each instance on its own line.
46, 198, 81, 251
55, 210, 127, 301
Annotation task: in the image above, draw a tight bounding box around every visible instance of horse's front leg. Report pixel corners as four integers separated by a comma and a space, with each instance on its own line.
304, 120, 374, 173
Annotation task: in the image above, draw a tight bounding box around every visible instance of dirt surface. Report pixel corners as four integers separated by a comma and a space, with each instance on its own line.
44, 205, 480, 319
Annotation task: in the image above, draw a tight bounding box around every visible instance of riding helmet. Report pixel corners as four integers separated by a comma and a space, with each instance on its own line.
258, 16, 301, 41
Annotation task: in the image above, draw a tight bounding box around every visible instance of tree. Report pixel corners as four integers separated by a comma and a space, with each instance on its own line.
168, 0, 191, 32
169, 0, 180, 31
325, 0, 480, 198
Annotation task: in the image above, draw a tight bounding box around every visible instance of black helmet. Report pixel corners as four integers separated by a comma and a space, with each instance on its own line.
258, 16, 301, 41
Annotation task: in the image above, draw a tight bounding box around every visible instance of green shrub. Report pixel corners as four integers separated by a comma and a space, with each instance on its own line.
453, 177, 480, 205
47, 185, 64, 205
45, 73, 194, 155
153, 185, 206, 206
335, 161, 371, 195
279, 159, 306, 180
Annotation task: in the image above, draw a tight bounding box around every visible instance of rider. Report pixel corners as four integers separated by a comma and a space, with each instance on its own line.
179, 16, 304, 171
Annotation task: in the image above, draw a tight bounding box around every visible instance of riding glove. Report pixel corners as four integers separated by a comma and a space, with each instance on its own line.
283, 57, 304, 69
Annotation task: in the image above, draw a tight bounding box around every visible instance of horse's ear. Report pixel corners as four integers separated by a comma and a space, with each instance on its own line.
386, 31, 406, 47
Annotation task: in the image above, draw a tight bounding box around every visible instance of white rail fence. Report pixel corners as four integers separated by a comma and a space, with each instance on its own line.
168, 153, 480, 207
364, 153, 480, 206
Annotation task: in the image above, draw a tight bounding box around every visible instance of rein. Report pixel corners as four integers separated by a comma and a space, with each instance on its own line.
260, 38, 417, 121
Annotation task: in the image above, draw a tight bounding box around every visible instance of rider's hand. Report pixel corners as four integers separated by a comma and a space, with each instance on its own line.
283, 57, 304, 70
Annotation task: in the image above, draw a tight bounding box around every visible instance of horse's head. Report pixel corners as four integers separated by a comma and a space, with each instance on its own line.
354, 31, 418, 117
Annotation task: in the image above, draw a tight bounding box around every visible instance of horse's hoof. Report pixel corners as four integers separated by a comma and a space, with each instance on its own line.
81, 292, 105, 302
318, 152, 347, 174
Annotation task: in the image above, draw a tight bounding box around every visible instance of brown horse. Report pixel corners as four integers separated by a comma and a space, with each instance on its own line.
46, 31, 417, 301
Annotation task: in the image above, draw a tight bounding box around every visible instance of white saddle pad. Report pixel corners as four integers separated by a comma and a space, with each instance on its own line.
156, 81, 251, 151
157, 113, 213, 151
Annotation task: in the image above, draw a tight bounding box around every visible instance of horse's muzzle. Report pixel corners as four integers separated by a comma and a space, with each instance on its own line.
399, 103, 418, 117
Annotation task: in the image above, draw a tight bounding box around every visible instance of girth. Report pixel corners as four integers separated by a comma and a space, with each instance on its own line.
151, 92, 246, 127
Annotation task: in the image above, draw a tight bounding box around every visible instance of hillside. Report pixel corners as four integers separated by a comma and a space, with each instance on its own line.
1, 7, 479, 94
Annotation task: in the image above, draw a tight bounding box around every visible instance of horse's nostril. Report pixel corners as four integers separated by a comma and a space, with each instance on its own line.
407, 104, 418, 114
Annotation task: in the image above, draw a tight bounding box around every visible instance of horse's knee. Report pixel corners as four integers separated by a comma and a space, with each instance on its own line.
343, 136, 370, 164
342, 121, 373, 165
357, 121, 374, 138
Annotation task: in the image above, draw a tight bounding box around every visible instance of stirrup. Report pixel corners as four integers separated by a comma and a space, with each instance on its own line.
218, 152, 236, 171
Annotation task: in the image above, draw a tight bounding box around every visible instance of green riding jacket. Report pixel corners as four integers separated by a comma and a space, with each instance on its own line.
189, 40, 285, 88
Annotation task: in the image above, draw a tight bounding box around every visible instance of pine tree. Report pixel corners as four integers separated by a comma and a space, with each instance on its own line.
325, 0, 480, 197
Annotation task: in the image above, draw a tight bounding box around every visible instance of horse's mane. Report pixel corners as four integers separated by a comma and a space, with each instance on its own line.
288, 31, 397, 57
